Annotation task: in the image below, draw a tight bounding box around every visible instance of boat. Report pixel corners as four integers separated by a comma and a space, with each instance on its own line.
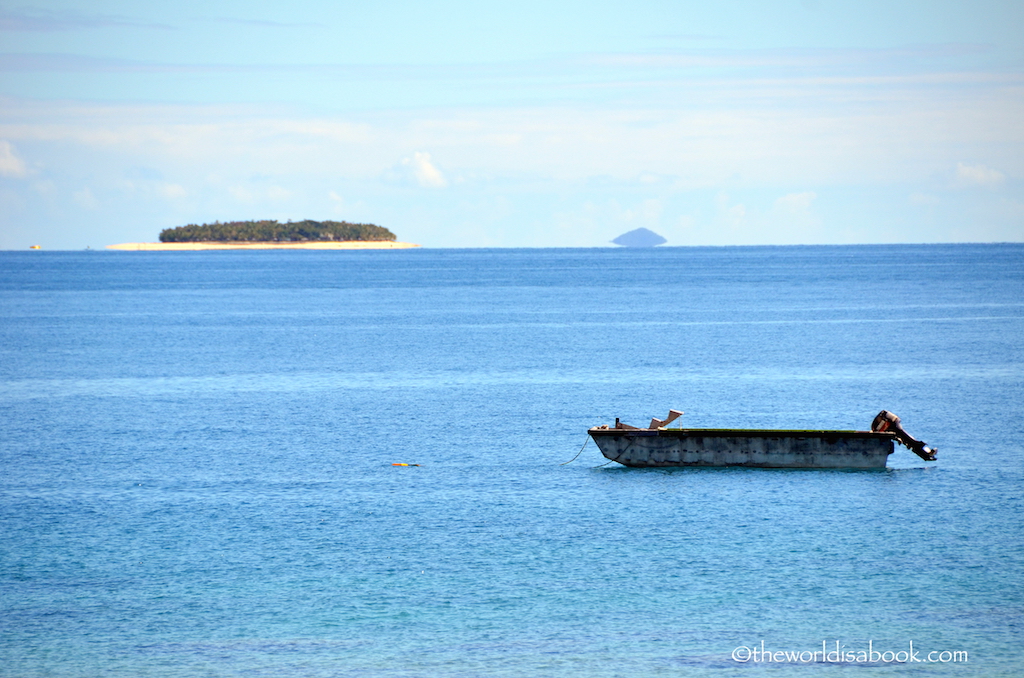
588, 410, 936, 469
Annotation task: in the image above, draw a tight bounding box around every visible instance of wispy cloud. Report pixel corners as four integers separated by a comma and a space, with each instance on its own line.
774, 191, 817, 213
72, 187, 98, 209
955, 162, 1005, 187
0, 44, 1008, 86
0, 140, 27, 177
647, 34, 726, 42
401, 152, 447, 188
206, 17, 321, 29
159, 183, 187, 199
581, 44, 992, 71
0, 53, 499, 79
266, 185, 293, 201
0, 53, 238, 73
910, 192, 940, 206
771, 191, 822, 238
0, 9, 172, 32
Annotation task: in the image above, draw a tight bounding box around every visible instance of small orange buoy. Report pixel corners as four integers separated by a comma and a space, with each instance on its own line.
391, 463, 421, 467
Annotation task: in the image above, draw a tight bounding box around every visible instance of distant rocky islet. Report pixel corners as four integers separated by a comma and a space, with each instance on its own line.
612, 227, 667, 247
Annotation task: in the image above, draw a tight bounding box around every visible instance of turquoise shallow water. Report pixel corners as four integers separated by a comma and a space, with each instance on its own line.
1, 244, 1022, 676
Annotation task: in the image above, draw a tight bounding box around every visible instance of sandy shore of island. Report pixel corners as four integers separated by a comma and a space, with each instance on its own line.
106, 241, 420, 251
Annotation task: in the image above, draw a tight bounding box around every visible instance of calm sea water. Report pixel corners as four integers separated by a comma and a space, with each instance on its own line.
1, 245, 1022, 677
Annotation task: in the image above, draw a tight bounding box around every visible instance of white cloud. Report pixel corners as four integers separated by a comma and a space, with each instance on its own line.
159, 183, 187, 199
767, 190, 822, 242
328, 190, 347, 215
0, 140, 28, 177
774, 191, 817, 212
33, 179, 56, 197
639, 198, 662, 221
227, 185, 294, 202
229, 186, 254, 202
0, 79, 1021, 247
909, 192, 939, 205
402, 151, 447, 188
73, 187, 98, 209
955, 162, 1005, 187
716, 191, 746, 230
267, 185, 292, 200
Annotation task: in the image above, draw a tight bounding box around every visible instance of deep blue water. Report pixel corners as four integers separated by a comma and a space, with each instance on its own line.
1, 244, 1022, 677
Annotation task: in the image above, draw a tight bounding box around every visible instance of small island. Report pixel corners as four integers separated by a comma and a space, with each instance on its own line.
612, 227, 667, 247
108, 219, 420, 251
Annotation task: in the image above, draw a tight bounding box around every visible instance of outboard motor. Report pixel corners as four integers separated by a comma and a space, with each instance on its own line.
872, 411, 937, 461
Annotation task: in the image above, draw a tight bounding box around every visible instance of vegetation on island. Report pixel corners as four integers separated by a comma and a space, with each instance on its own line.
159, 220, 396, 243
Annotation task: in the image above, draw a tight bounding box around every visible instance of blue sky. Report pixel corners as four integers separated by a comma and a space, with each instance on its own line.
1, 0, 1021, 248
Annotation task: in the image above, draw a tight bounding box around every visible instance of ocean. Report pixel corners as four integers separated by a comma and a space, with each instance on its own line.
1, 244, 1022, 676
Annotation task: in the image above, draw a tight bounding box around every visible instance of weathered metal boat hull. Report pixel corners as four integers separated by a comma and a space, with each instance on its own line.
589, 429, 896, 469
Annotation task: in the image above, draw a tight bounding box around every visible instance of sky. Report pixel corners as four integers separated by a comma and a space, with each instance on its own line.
0, 0, 1021, 249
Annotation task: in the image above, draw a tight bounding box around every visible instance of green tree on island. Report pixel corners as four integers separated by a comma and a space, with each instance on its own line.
159, 220, 396, 243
